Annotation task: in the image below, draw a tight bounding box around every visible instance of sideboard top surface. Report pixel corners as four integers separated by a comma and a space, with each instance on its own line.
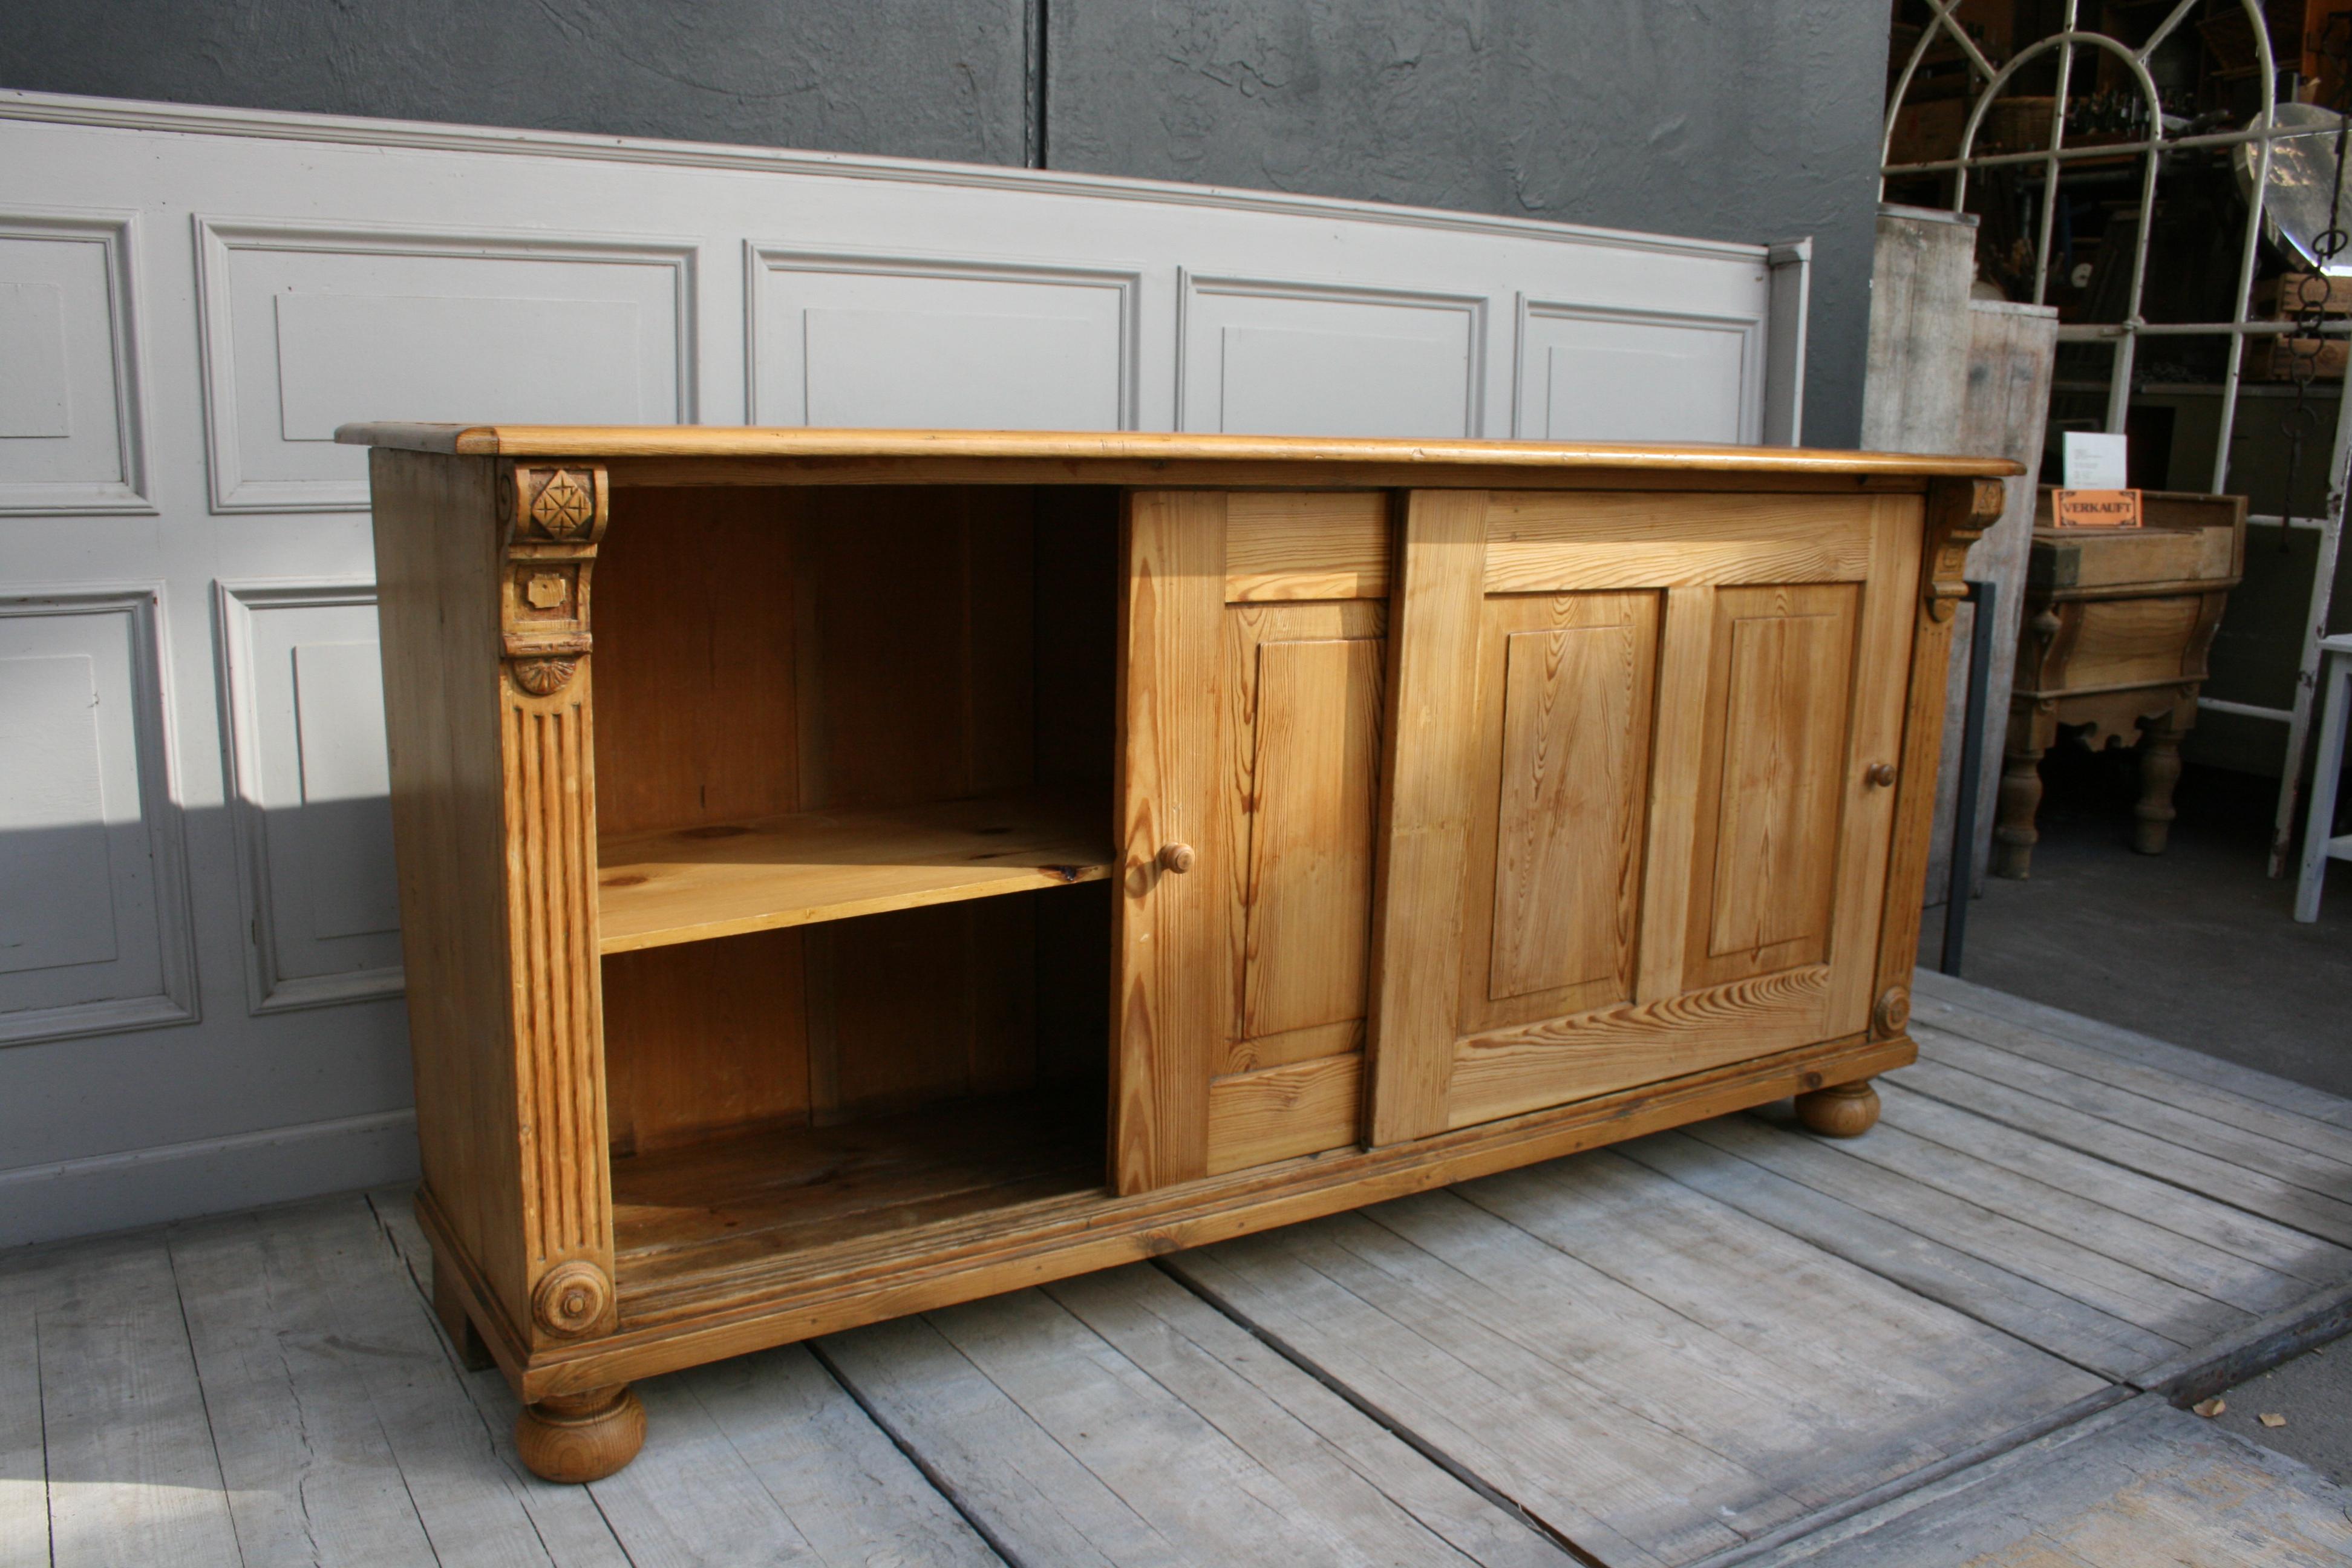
336, 422, 2020, 484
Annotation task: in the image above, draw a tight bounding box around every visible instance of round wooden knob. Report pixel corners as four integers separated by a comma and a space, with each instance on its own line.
1158, 843, 1195, 875
1865, 762, 1898, 788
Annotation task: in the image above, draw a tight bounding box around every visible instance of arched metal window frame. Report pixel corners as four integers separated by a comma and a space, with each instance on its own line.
1883, 0, 2348, 873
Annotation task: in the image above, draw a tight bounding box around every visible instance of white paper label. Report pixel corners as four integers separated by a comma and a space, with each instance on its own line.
2063, 431, 2129, 489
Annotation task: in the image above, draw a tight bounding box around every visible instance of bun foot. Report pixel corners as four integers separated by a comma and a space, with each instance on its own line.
1795, 1080, 1881, 1138
514, 1385, 645, 1483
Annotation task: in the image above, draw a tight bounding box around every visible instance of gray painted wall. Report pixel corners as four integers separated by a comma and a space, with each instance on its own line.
1, 0, 1886, 441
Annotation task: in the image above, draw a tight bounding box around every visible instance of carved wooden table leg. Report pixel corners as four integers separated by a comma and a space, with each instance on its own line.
1993, 742, 2045, 878
2132, 703, 2187, 855
1794, 1079, 1881, 1137
1993, 699, 2053, 880
515, 1385, 646, 1483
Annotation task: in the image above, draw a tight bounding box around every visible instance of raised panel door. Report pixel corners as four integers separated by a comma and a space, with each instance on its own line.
1113, 491, 1391, 1192
1368, 489, 1922, 1142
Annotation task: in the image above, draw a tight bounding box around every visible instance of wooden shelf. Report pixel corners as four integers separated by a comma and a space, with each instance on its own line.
610, 1088, 1105, 1318
596, 789, 1112, 954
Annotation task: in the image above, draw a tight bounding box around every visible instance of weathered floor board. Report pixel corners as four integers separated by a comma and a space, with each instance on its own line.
8, 975, 2352, 1567
1165, 1160, 2105, 1566
13, 1235, 245, 1568
1872, 1080, 2352, 1290
371, 1193, 995, 1568
1749, 1394, 2352, 1566
822, 1266, 1575, 1568
1910, 970, 2352, 1134
168, 1200, 586, 1568
1618, 1127, 2176, 1380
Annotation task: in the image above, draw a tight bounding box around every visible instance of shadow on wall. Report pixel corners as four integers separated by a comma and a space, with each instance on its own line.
0, 803, 419, 1253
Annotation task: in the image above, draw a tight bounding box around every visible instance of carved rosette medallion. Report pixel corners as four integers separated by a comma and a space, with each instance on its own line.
512, 657, 581, 697
532, 1259, 613, 1338
1873, 985, 1911, 1037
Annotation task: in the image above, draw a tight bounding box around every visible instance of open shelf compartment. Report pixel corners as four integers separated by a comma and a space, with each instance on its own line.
596, 788, 1112, 953
589, 481, 1121, 1301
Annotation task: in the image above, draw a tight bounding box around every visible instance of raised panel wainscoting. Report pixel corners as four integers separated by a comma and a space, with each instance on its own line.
0, 88, 1810, 1246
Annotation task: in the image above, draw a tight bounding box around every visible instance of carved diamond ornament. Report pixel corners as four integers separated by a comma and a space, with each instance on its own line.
529, 469, 596, 538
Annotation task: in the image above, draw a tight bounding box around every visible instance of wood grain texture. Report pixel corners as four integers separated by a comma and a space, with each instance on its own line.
2049, 595, 2208, 689
1214, 601, 1385, 1088
1877, 1078, 2352, 1293
502, 636, 614, 1338
339, 420, 2022, 480
1235, 635, 1383, 1044
1205, 1053, 1364, 1175
367, 449, 535, 1331
1908, 988, 2352, 1170
1824, 500, 1921, 1034
595, 789, 1111, 952
1447, 967, 1835, 1130
1224, 490, 1390, 601
177, 1198, 625, 1565
600, 930, 809, 1155
1742, 1395, 2352, 1567
526, 1033, 1914, 1396
362, 436, 1994, 1459
1364, 489, 1489, 1146
1910, 969, 2352, 1133
1491, 619, 1646, 998
1169, 1148, 2100, 1566
1686, 583, 1857, 987
1481, 491, 1876, 592
590, 485, 800, 837
1621, 1129, 2178, 1380
1873, 495, 1955, 1029
1460, 593, 1657, 1034
823, 1269, 1578, 1568
19, 1240, 244, 1567
1113, 490, 1227, 1193
1634, 586, 1716, 1006
1685, 1113, 2239, 1347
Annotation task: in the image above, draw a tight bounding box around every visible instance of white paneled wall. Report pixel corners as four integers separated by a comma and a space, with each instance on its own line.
0, 88, 1811, 1245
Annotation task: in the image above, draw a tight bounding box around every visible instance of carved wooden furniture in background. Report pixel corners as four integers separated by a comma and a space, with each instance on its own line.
345, 423, 2014, 1481
1994, 489, 2247, 878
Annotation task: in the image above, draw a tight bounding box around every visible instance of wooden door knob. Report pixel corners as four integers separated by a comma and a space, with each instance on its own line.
1158, 843, 1196, 874
1865, 762, 1898, 788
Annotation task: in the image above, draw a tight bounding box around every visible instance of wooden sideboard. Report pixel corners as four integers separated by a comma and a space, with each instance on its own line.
342, 423, 2015, 1481
1993, 488, 2247, 878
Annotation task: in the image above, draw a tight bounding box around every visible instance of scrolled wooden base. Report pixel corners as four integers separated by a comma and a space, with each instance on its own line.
1794, 1079, 1881, 1138
514, 1385, 645, 1483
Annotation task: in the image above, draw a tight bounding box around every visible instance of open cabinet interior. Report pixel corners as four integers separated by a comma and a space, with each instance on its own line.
587, 483, 1120, 1298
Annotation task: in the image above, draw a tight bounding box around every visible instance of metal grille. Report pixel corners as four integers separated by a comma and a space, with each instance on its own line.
1883, 0, 2347, 871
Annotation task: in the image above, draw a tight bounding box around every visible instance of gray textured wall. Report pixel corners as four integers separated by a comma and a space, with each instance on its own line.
1, 0, 1885, 442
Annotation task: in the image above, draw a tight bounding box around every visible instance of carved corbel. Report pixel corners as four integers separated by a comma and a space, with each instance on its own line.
498, 465, 609, 697
1922, 475, 2007, 621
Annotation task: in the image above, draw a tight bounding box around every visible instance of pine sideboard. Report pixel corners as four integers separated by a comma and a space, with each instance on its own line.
341, 423, 2017, 1481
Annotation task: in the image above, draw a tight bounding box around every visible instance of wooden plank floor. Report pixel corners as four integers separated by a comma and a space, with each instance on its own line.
6, 970, 2351, 1567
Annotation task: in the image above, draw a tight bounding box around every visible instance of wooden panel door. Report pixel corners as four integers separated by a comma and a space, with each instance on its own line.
1113, 491, 1391, 1192
1368, 488, 1923, 1142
